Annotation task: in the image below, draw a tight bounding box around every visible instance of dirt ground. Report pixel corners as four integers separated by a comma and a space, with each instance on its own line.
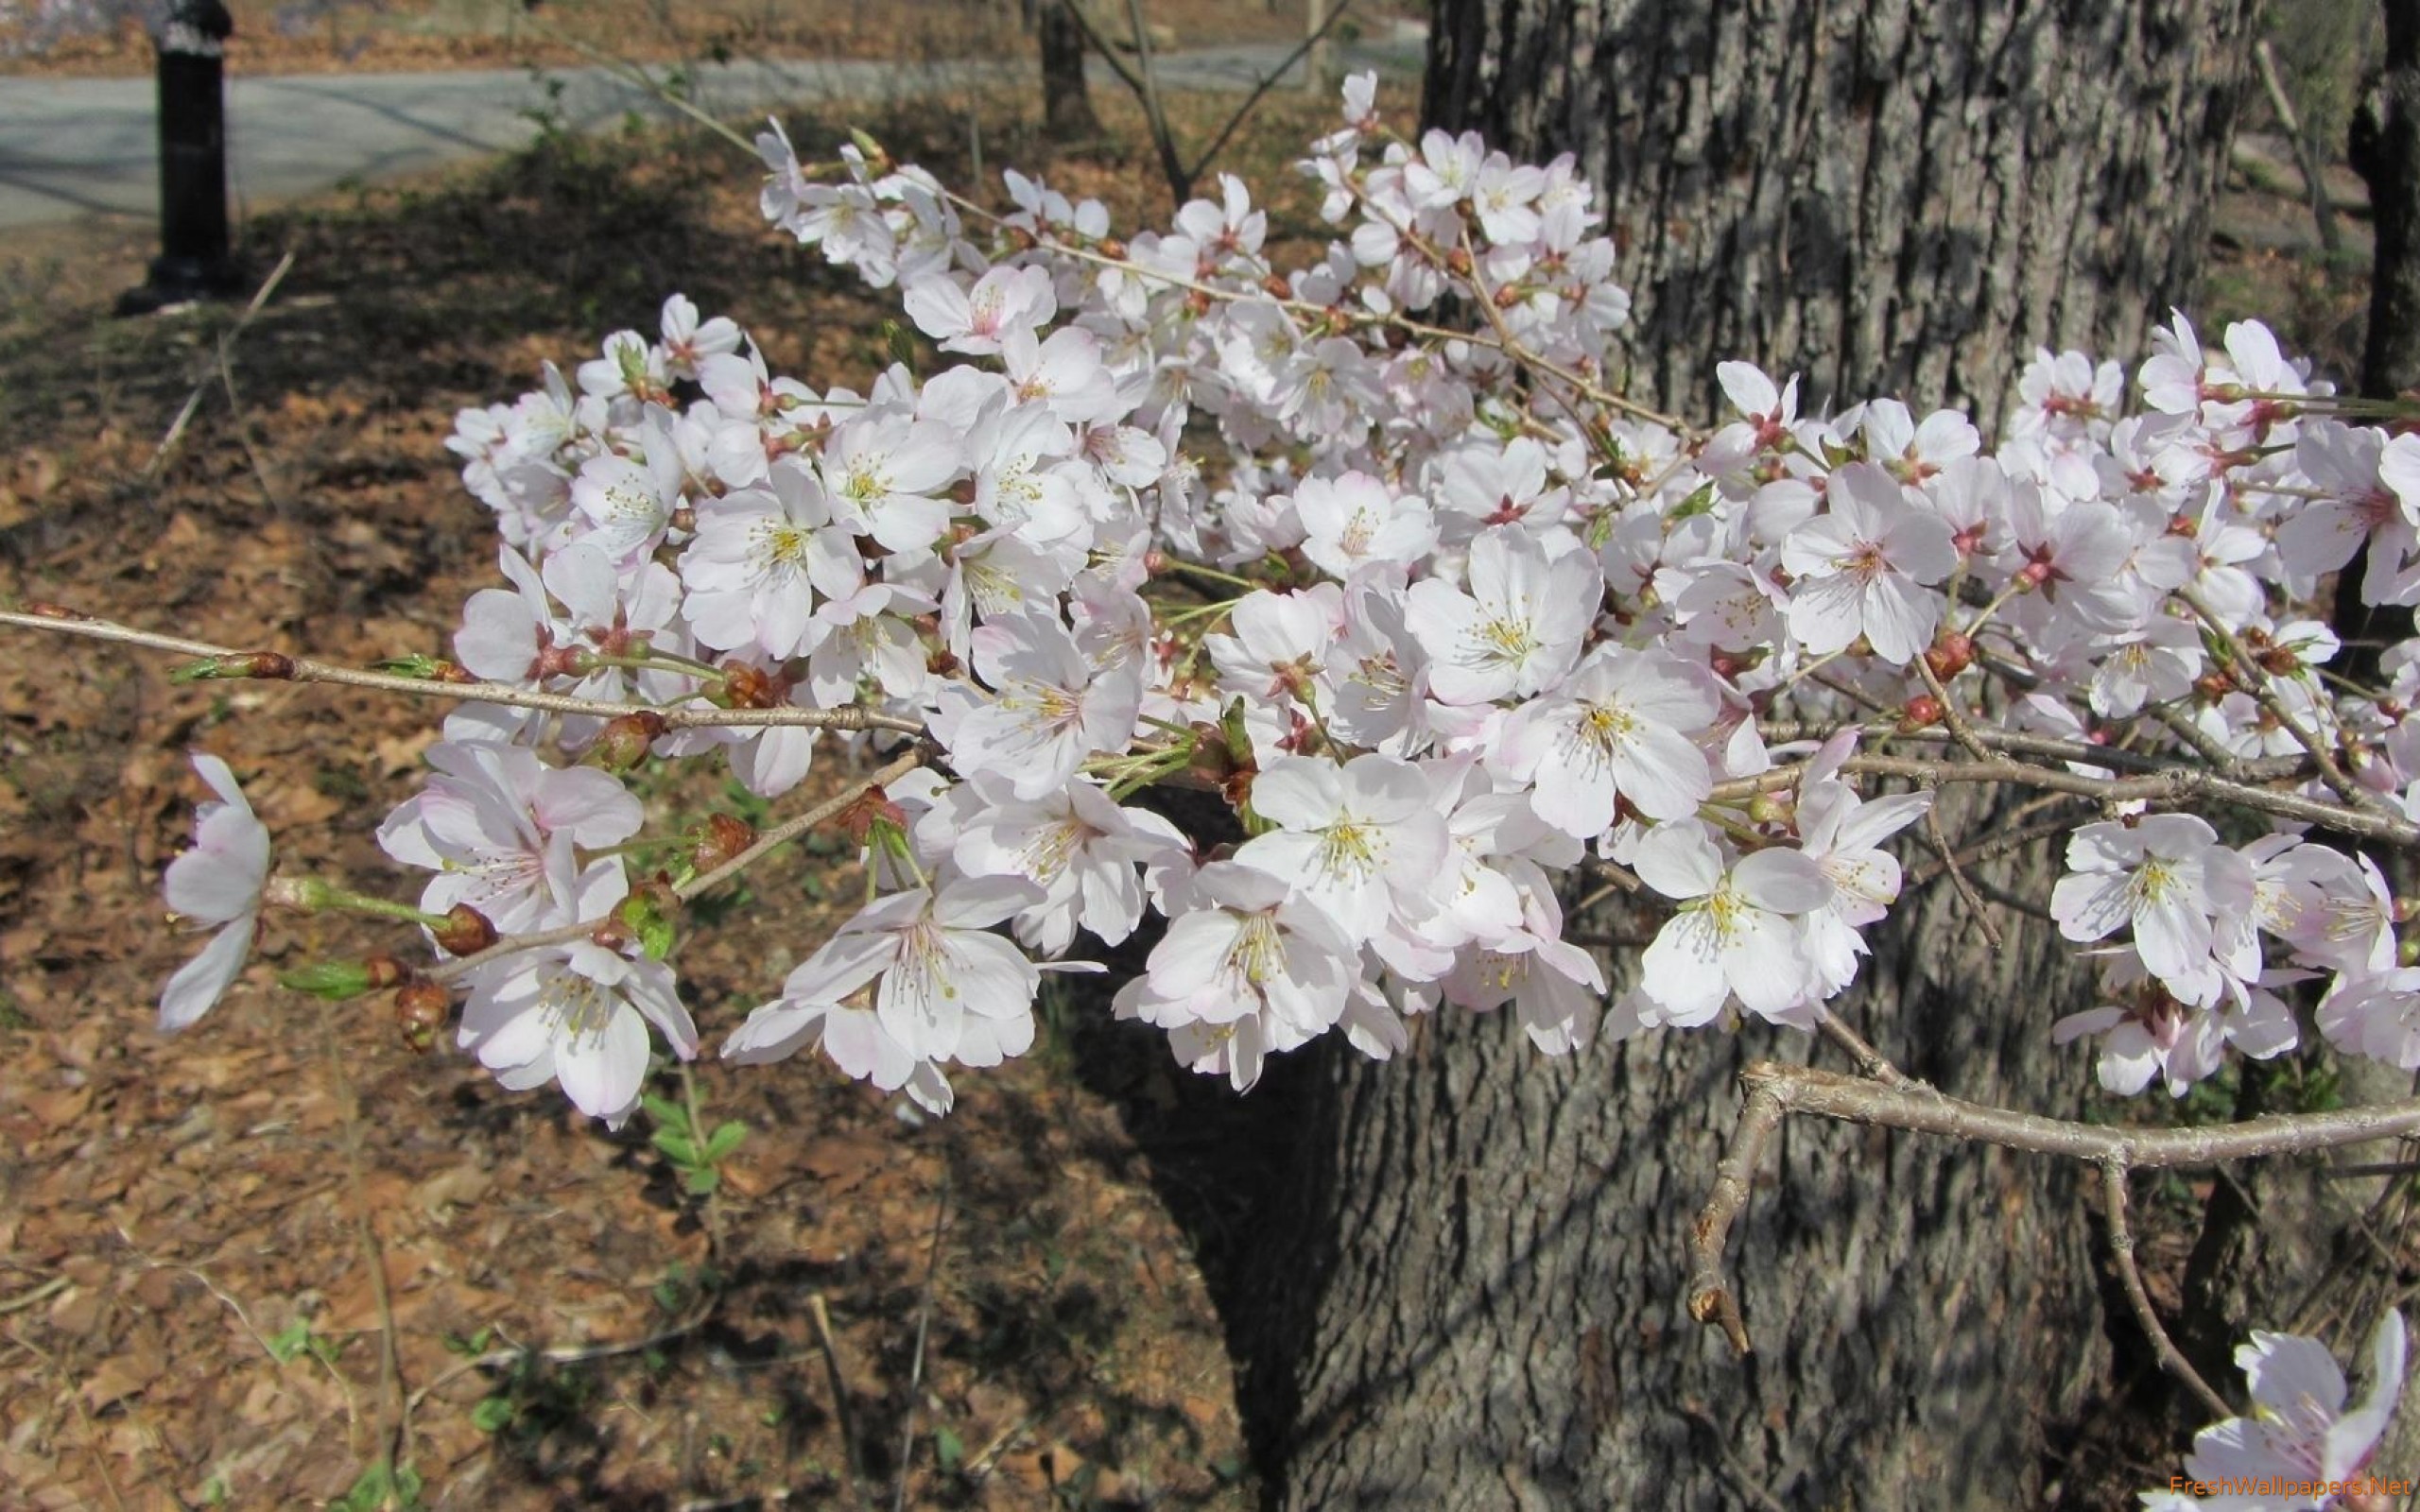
2, 0, 1398, 77
0, 81, 1375, 1512
0, 41, 2387, 1512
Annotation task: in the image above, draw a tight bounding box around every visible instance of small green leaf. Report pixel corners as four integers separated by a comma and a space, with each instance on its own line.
641, 1093, 685, 1127
278, 960, 379, 1001
683, 1168, 721, 1196
266, 1318, 314, 1364
935, 1425, 965, 1474
615, 892, 678, 960
704, 1122, 748, 1160
470, 1396, 515, 1433
652, 1131, 700, 1165
371, 654, 456, 680
1667, 481, 1718, 523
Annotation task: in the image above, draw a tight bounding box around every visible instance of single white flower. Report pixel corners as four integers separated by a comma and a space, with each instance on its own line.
159, 753, 271, 1032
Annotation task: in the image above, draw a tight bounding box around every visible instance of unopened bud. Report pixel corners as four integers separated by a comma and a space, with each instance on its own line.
430, 904, 498, 957
588, 917, 635, 954
1186, 722, 1236, 786
1261, 273, 1292, 301
172, 651, 296, 683
1096, 237, 1127, 261
394, 981, 451, 1053
692, 814, 756, 874
1924, 631, 1975, 681
840, 784, 910, 846
1444, 247, 1473, 278
591, 712, 666, 772
1900, 696, 1945, 730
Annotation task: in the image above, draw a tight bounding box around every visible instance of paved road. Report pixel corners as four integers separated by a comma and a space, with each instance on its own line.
0, 34, 1424, 231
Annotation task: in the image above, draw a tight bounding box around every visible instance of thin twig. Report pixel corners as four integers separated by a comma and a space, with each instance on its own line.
1685, 1080, 1786, 1354
1904, 810, 2080, 891
1123, 0, 1186, 202
809, 1292, 875, 1512
2253, 38, 2342, 255
1811, 1007, 1910, 1087
404, 1310, 717, 1415
0, 1276, 67, 1317
1912, 656, 1992, 765
320, 1013, 410, 1477
2100, 1161, 2236, 1419
1921, 800, 2003, 952
891, 1169, 954, 1512
147, 249, 297, 477
0, 607, 925, 737
1686, 1061, 2420, 1354
1706, 750, 2420, 849
1186, 0, 1360, 185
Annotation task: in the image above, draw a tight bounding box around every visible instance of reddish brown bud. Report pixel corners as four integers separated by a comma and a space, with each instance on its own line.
1143, 549, 1169, 576
719, 662, 779, 710
394, 981, 451, 1053
1096, 237, 1127, 261
692, 813, 756, 874
588, 917, 634, 954
1186, 722, 1236, 786
1923, 631, 1975, 681
1494, 284, 1523, 310
1900, 696, 1945, 730
1444, 247, 1474, 278
1261, 274, 1293, 301
2194, 670, 2237, 701
430, 904, 498, 957
591, 711, 666, 771
24, 601, 89, 620
431, 660, 478, 685
840, 784, 911, 846
237, 651, 297, 679
363, 954, 410, 990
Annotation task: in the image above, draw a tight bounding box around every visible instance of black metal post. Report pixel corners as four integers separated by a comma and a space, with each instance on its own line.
125, 0, 242, 310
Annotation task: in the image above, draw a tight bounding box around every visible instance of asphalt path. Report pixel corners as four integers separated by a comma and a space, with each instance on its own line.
0, 33, 1424, 231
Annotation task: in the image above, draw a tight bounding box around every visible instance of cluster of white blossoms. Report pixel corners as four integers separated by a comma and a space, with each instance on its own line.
156, 76, 2420, 1134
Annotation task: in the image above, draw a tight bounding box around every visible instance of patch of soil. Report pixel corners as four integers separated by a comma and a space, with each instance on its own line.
0, 84, 1359, 1510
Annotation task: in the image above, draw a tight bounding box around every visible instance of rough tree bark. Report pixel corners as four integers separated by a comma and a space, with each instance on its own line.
1225, 4, 2265, 1508
1421, 0, 2259, 421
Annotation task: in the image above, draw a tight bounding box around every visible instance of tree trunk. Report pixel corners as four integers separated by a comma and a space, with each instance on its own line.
1421, 0, 2260, 420
1040, 0, 1101, 141
1228, 4, 2265, 1508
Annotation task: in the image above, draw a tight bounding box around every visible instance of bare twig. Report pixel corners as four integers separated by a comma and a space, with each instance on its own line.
1685, 1079, 1786, 1354
1904, 810, 2079, 891
1811, 1007, 1910, 1087
147, 249, 297, 477
809, 1292, 875, 1512
1706, 750, 2420, 849
1686, 1062, 2420, 1354
0, 607, 925, 737
1188, 0, 1359, 184
0, 1276, 68, 1317
2254, 39, 2342, 256
2100, 1161, 2236, 1419
891, 1169, 954, 1512
1921, 800, 2003, 952
320, 1013, 410, 1477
